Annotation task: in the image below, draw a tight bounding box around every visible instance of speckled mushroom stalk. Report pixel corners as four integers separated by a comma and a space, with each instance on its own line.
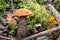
17, 16, 28, 40
13, 8, 34, 40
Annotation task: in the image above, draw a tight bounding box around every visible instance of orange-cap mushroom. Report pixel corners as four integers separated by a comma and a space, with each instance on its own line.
13, 8, 34, 16
13, 8, 34, 39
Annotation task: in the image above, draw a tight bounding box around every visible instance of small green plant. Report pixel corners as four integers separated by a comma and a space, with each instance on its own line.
5, 21, 17, 35
54, 5, 60, 12
0, 0, 10, 17
36, 0, 47, 4
9, 30, 15, 35
53, 0, 59, 3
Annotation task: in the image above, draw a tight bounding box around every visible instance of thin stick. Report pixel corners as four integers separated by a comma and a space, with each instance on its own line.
0, 36, 11, 40
24, 26, 60, 40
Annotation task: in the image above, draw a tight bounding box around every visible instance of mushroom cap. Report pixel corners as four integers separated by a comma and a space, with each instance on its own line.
13, 8, 34, 16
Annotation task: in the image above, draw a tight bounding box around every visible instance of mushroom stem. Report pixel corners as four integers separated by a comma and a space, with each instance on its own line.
17, 16, 28, 40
